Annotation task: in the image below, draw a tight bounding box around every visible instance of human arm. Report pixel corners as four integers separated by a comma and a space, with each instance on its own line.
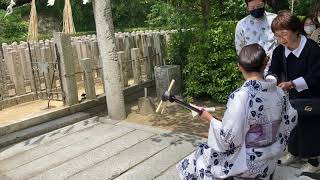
266, 46, 283, 82
200, 111, 222, 121
207, 91, 249, 151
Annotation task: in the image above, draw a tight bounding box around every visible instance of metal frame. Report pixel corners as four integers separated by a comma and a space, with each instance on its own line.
28, 42, 65, 107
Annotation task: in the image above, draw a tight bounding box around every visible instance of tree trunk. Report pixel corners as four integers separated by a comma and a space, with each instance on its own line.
201, 0, 209, 28
92, 0, 126, 120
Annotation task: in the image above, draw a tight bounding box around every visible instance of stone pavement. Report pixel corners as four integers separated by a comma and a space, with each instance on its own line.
0, 117, 205, 180
0, 116, 315, 180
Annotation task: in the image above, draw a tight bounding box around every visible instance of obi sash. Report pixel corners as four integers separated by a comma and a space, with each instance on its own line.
245, 120, 281, 148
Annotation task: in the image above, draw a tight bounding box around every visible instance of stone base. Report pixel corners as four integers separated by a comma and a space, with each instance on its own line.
138, 97, 154, 115
0, 93, 36, 110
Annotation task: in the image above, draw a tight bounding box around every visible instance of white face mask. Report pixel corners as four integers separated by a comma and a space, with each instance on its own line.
304, 25, 316, 35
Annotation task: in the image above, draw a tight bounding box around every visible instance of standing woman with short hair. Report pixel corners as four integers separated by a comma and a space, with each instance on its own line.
268, 10, 320, 175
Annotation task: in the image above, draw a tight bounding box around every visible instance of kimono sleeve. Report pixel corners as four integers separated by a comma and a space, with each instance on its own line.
235, 21, 245, 55
208, 90, 249, 151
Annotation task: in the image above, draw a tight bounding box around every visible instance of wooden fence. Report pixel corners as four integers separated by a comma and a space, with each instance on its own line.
0, 30, 179, 110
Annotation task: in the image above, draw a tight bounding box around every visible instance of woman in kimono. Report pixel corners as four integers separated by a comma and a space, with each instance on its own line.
176, 44, 297, 179
267, 10, 320, 175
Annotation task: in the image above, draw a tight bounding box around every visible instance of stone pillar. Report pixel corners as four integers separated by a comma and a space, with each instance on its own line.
146, 34, 156, 68
143, 46, 152, 80
8, 51, 26, 95
134, 34, 143, 53
3, 45, 14, 83
18, 44, 28, 81
117, 35, 125, 51
117, 51, 128, 87
71, 41, 82, 82
153, 33, 162, 66
80, 58, 96, 100
131, 48, 142, 85
89, 39, 98, 70
124, 34, 133, 78
0, 46, 6, 101
154, 65, 181, 98
54, 32, 79, 106
80, 40, 89, 58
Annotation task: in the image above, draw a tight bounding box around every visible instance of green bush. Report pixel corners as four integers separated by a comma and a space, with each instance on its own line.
167, 22, 243, 103
0, 10, 28, 43
146, 1, 199, 29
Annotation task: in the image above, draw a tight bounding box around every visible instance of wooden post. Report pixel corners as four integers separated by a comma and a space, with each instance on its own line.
147, 34, 156, 68
80, 58, 96, 100
54, 32, 79, 106
143, 46, 152, 80
71, 41, 82, 82
24, 48, 37, 94
117, 51, 128, 87
124, 34, 133, 78
153, 33, 162, 66
18, 44, 28, 81
8, 51, 26, 95
0, 47, 6, 101
131, 48, 142, 85
159, 34, 166, 65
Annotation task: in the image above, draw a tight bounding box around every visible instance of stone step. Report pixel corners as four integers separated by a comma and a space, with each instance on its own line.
0, 123, 114, 173
154, 165, 180, 180
0, 116, 99, 161
115, 138, 200, 180
0, 112, 91, 148
116, 121, 171, 134
67, 134, 179, 180
1, 124, 134, 179
30, 130, 154, 180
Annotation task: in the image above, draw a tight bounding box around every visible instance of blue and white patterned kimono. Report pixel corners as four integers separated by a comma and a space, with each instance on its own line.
176, 79, 297, 180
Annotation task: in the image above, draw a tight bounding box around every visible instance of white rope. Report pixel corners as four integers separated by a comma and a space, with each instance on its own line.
4, 0, 16, 18
4, 0, 90, 18
47, 0, 90, 6
47, 0, 55, 6
83, 0, 90, 5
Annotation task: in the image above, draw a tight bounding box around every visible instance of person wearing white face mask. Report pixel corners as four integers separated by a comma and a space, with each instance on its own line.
311, 1, 320, 45
302, 15, 318, 38
235, 0, 277, 76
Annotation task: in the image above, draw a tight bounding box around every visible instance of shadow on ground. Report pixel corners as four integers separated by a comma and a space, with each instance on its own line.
125, 97, 226, 138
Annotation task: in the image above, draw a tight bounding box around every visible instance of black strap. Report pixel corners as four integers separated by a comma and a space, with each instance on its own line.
282, 50, 288, 82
